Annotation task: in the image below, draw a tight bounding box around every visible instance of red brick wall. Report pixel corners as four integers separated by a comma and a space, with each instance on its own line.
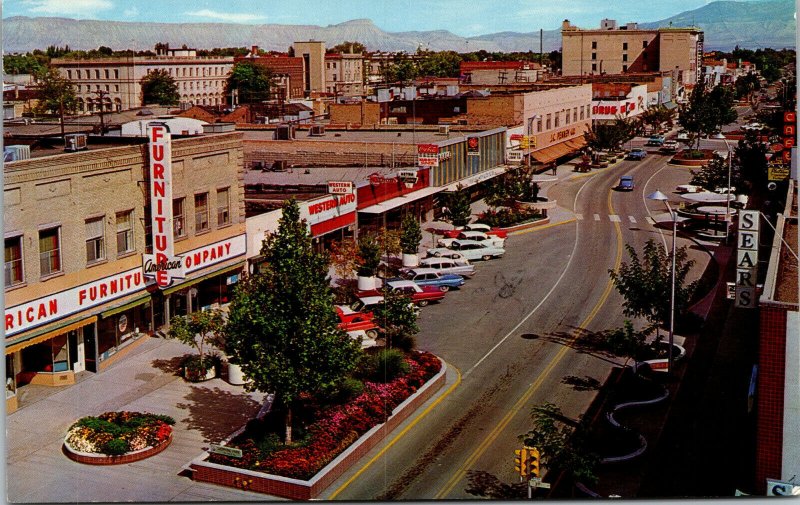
329, 102, 381, 126
755, 304, 787, 492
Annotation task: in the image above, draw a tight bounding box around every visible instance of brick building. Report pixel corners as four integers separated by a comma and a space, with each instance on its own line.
236, 47, 305, 100
755, 179, 799, 493
325, 53, 365, 97
460, 61, 542, 85
561, 19, 703, 88
4, 130, 246, 413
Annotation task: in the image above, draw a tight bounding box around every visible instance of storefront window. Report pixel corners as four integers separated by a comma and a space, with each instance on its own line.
195, 193, 209, 232
116, 210, 134, 255
97, 303, 151, 361
51, 334, 69, 372
173, 197, 186, 237
5, 235, 24, 287
217, 187, 230, 226
85, 217, 106, 264
6, 355, 16, 398
39, 227, 62, 277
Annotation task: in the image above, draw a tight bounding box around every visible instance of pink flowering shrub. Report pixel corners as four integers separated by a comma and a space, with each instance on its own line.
209, 351, 441, 479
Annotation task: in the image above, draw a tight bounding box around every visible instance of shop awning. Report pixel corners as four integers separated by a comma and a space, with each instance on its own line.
162, 262, 244, 296
532, 137, 587, 165
5, 316, 98, 355
100, 291, 153, 318
442, 166, 508, 192
358, 186, 442, 215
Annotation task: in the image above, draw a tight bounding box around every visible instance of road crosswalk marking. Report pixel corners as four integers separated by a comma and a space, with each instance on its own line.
629, 216, 637, 223
609, 214, 621, 222
646, 217, 656, 225
571, 214, 660, 225
593, 213, 600, 221
575, 213, 583, 220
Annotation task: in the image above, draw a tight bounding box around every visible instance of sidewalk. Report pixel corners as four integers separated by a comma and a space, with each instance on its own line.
6, 336, 277, 503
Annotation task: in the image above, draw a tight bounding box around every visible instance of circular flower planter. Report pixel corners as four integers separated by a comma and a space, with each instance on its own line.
669, 148, 716, 166
63, 411, 175, 465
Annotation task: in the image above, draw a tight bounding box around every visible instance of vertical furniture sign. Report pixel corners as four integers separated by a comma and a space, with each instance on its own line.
143, 123, 185, 288
735, 210, 759, 308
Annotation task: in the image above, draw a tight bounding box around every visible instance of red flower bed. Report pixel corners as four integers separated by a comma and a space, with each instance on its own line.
209, 351, 441, 480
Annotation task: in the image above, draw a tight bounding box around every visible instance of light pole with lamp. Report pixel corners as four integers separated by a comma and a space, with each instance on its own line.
648, 190, 676, 377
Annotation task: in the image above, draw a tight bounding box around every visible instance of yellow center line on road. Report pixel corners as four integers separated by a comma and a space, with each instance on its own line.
433, 189, 624, 500
326, 365, 463, 500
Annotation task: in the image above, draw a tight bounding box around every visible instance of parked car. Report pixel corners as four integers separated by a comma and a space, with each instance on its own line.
423, 250, 470, 262
676, 130, 689, 141
383, 280, 447, 307
627, 148, 647, 160
660, 140, 679, 152
418, 256, 476, 278
390, 268, 465, 292
443, 223, 509, 239
646, 135, 666, 146
742, 122, 765, 131
335, 305, 379, 338
437, 230, 505, 248
351, 295, 421, 315
714, 186, 737, 194
427, 239, 506, 261
675, 184, 701, 194
618, 175, 635, 191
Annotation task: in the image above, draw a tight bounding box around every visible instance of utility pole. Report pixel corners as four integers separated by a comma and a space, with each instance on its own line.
93, 89, 108, 136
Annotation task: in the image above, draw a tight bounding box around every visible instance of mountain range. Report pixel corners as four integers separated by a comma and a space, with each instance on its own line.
2, 0, 795, 55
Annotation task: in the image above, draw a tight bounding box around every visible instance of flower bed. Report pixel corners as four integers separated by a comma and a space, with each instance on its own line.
207, 351, 441, 481
64, 411, 175, 464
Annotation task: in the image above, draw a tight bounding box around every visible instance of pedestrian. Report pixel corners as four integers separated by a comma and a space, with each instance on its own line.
551, 164, 557, 176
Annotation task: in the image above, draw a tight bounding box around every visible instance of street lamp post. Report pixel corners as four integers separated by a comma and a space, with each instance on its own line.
722, 138, 733, 243
648, 190, 676, 377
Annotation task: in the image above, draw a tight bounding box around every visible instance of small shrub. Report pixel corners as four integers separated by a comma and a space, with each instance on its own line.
373, 349, 410, 383
103, 438, 130, 455
392, 333, 417, 353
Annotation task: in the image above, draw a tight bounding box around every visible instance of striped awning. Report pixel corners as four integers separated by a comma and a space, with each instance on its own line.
5, 316, 97, 355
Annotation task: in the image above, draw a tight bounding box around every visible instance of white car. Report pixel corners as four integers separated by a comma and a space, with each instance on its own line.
437, 230, 505, 248
675, 184, 701, 194
714, 186, 737, 194
427, 239, 506, 261
418, 256, 476, 278
676, 130, 689, 141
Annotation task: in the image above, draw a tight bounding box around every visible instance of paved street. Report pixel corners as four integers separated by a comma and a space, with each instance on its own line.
324, 143, 721, 500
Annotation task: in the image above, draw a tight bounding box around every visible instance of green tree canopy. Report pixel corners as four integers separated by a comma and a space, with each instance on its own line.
166, 309, 225, 367
224, 199, 361, 443
139, 69, 180, 106
734, 130, 769, 193
371, 288, 419, 351
33, 66, 78, 115
357, 234, 382, 277
225, 60, 275, 105
690, 153, 738, 192
583, 116, 636, 152
443, 184, 473, 227
609, 239, 699, 331
400, 213, 422, 255
328, 41, 366, 54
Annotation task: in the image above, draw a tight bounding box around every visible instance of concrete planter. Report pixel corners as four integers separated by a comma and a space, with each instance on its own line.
227, 362, 248, 386
401, 253, 419, 268
65, 432, 173, 465
357, 275, 376, 291
188, 357, 447, 500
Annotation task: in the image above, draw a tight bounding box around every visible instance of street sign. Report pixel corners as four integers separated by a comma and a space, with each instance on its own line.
209, 444, 243, 458
529, 477, 550, 489
768, 165, 790, 181
726, 282, 736, 300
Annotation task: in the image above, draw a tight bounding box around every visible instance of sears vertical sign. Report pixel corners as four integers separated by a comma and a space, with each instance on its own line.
735, 210, 759, 308
143, 123, 185, 288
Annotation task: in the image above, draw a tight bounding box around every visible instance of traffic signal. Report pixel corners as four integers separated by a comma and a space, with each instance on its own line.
528, 447, 541, 478
514, 448, 529, 477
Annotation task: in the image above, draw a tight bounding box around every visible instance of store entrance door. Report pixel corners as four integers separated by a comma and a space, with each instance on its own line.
84, 324, 97, 373
68, 329, 88, 373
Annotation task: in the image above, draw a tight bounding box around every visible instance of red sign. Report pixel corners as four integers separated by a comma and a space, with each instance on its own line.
510, 134, 524, 141
784, 111, 796, 123
467, 137, 479, 156
327, 181, 353, 194
417, 144, 440, 167
771, 143, 785, 152
784, 125, 795, 136
369, 172, 398, 185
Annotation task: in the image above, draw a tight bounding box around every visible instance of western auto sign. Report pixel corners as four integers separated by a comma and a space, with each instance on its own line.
144, 123, 184, 288
300, 194, 357, 231
327, 181, 354, 194
467, 137, 480, 156
735, 210, 760, 308
417, 144, 440, 167
5, 268, 148, 337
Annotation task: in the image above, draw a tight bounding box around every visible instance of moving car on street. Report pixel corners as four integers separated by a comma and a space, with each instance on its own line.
660, 140, 679, 153
427, 239, 506, 261
646, 135, 666, 146
617, 175, 635, 191
627, 148, 647, 160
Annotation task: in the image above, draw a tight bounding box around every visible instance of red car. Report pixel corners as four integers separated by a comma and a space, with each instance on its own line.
443, 223, 508, 239
358, 280, 446, 307
335, 305, 379, 338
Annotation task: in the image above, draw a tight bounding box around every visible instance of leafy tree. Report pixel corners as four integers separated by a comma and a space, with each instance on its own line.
33, 66, 78, 115
690, 153, 737, 191
225, 60, 275, 105
400, 213, 422, 255
602, 320, 653, 371
3, 53, 48, 75
484, 166, 540, 208
139, 69, 180, 106
224, 199, 361, 444
329, 239, 360, 280
375, 228, 402, 259
583, 117, 636, 152
371, 288, 419, 351
167, 309, 226, 368
357, 234, 382, 277
679, 84, 737, 149
328, 41, 366, 54
707, 84, 738, 133
608, 239, 699, 332
519, 402, 598, 486
734, 130, 769, 193
640, 105, 676, 134
418, 50, 463, 78
443, 184, 473, 227
734, 71, 761, 100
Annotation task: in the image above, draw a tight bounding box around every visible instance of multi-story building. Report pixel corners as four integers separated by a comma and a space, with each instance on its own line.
325, 52, 365, 97
460, 61, 542, 85
561, 19, 703, 88
293, 41, 326, 97
4, 129, 245, 413
51, 44, 234, 112
235, 46, 305, 100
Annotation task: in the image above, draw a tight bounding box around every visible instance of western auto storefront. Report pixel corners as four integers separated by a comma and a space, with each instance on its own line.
356, 167, 438, 234
300, 192, 358, 252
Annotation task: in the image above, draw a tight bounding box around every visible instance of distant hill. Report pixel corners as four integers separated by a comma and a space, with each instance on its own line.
1, 0, 795, 54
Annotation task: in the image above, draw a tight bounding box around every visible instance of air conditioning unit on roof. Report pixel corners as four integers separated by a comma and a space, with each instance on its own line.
309, 124, 326, 136
437, 125, 450, 136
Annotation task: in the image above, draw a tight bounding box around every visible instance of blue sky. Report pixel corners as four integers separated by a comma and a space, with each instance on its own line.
3, 0, 762, 36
